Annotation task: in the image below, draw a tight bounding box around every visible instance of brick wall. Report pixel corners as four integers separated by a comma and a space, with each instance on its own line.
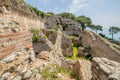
0, 31, 32, 60
0, 0, 44, 60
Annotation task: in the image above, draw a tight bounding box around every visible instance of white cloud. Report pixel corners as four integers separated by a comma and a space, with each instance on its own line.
68, 0, 88, 13
67, 0, 104, 13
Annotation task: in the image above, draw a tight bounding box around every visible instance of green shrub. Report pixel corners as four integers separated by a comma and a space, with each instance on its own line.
31, 29, 40, 43
62, 24, 68, 30
99, 33, 105, 37
68, 70, 79, 80
42, 35, 47, 40
20, 0, 24, 3
84, 54, 93, 60
27, 4, 46, 19
47, 12, 54, 15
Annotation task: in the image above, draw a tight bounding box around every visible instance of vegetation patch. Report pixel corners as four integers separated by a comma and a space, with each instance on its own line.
62, 24, 68, 31
20, 0, 24, 3
31, 29, 40, 43
66, 43, 84, 60
69, 35, 79, 39
66, 43, 92, 61
51, 26, 58, 32
27, 4, 46, 19
41, 64, 78, 80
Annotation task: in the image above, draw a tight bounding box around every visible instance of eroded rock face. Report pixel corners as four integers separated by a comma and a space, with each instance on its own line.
42, 29, 57, 44
61, 34, 73, 57
80, 31, 120, 63
71, 37, 82, 47
33, 32, 53, 54
0, 17, 21, 33
44, 15, 60, 29
92, 57, 120, 80
73, 60, 92, 80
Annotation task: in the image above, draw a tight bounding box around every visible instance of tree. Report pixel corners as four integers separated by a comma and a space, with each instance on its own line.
57, 12, 76, 20
76, 16, 92, 31
47, 12, 54, 15
90, 24, 103, 34
109, 26, 120, 39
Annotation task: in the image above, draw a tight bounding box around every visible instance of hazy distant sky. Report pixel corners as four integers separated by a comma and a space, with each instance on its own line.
25, 0, 120, 40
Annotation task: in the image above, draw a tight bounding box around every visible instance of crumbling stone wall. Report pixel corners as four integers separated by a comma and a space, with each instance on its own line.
0, 0, 45, 60
0, 0, 45, 31
0, 31, 32, 60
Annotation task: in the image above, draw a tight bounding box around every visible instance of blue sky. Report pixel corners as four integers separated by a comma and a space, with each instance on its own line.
25, 0, 120, 40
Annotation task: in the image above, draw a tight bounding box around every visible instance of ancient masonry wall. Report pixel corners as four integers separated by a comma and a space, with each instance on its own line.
0, 31, 32, 60
3, 6, 45, 30
0, 3, 45, 59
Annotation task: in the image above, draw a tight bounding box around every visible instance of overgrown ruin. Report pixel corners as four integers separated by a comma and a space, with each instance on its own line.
0, 0, 120, 80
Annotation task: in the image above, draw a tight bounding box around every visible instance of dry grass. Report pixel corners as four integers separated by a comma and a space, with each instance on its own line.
85, 30, 120, 54
97, 33, 120, 54
86, 30, 96, 40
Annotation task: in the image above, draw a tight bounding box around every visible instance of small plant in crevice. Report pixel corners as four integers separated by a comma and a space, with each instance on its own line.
68, 70, 79, 80
42, 35, 47, 41
20, 0, 24, 3
83, 45, 93, 60
84, 54, 93, 61
62, 24, 68, 31
66, 43, 93, 61
52, 26, 58, 31
31, 29, 40, 43
83, 46, 91, 52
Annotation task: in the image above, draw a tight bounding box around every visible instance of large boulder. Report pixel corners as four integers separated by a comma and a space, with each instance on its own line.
92, 57, 120, 80
80, 31, 120, 62
42, 29, 57, 44
37, 51, 52, 61
61, 34, 73, 57
44, 15, 60, 29
73, 60, 92, 80
71, 37, 82, 47
33, 33, 53, 54
78, 47, 85, 56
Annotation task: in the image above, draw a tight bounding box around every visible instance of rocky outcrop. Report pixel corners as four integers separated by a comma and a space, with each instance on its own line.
71, 36, 82, 47
92, 57, 120, 80
1, 0, 120, 80
61, 34, 73, 57
81, 31, 120, 62
64, 26, 81, 36
73, 60, 92, 80
61, 18, 77, 28
42, 29, 58, 44
44, 15, 60, 29
37, 51, 52, 61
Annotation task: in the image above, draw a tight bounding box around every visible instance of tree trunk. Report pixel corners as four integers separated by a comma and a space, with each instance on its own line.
112, 34, 114, 39
81, 23, 85, 31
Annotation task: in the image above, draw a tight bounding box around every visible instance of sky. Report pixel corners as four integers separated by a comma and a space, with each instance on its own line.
25, 0, 120, 40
